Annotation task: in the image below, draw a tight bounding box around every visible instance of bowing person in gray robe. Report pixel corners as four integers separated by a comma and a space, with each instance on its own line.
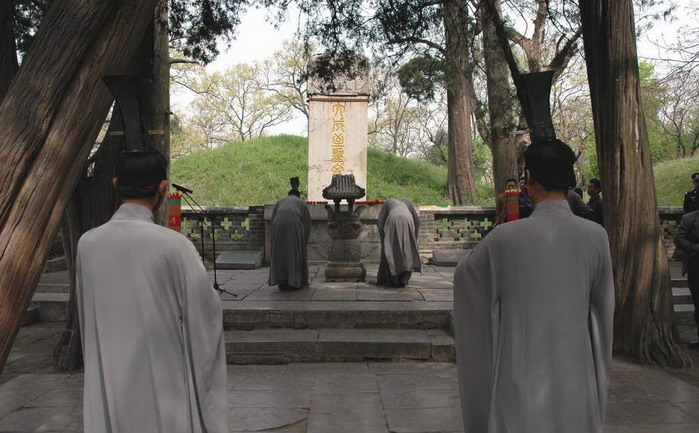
269, 189, 312, 290
77, 151, 228, 433
377, 198, 422, 287
454, 139, 615, 433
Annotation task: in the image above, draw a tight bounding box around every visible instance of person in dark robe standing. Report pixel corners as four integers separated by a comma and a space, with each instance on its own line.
587, 178, 604, 225
675, 208, 699, 348
269, 178, 311, 290
376, 198, 421, 287
567, 186, 591, 218
454, 138, 614, 433
518, 175, 534, 219
683, 172, 699, 214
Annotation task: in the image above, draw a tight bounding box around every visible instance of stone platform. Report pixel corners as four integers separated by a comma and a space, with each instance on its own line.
31, 264, 458, 363
30, 261, 697, 363
31, 260, 697, 365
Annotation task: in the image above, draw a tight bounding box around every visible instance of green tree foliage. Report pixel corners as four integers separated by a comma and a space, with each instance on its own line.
176, 62, 293, 145
397, 55, 445, 102
259, 39, 312, 120
638, 61, 672, 162
167, 0, 248, 63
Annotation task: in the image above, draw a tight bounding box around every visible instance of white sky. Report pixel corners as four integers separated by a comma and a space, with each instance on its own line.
172, 2, 693, 137
171, 6, 308, 136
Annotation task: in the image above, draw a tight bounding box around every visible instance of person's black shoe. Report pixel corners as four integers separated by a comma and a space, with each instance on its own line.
279, 283, 303, 291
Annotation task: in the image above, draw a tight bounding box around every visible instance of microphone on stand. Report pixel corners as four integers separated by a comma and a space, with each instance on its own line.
173, 183, 237, 298
172, 183, 194, 194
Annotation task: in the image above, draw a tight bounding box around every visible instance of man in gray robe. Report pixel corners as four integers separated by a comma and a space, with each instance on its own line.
454, 139, 615, 433
77, 150, 228, 433
269, 188, 311, 290
376, 198, 421, 287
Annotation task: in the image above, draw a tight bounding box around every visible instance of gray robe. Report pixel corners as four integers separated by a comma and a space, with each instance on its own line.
377, 198, 421, 286
454, 200, 614, 433
567, 189, 591, 219
77, 203, 228, 433
269, 195, 311, 288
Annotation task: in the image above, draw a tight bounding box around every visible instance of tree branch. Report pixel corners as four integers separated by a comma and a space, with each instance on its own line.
386, 36, 447, 57
548, 29, 583, 82
170, 58, 199, 65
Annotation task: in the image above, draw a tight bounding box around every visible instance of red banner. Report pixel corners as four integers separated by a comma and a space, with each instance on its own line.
168, 193, 182, 232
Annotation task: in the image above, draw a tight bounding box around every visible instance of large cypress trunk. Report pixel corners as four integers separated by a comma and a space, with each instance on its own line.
53, 108, 125, 371
443, 0, 477, 205
53, 197, 83, 371
151, 0, 171, 225
54, 0, 172, 370
580, 0, 691, 368
480, 0, 517, 194
0, 0, 160, 375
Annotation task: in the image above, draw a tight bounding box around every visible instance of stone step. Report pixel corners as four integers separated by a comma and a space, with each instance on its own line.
29, 291, 693, 329
28, 293, 452, 330
30, 292, 69, 322
35, 271, 70, 293
674, 305, 695, 326
672, 278, 688, 288
42, 256, 67, 273
21, 307, 39, 327
673, 287, 693, 305
216, 250, 263, 270
225, 328, 454, 364
221, 301, 452, 330
672, 283, 694, 326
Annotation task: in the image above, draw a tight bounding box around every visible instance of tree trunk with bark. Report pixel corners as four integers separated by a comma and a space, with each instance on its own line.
443, 0, 477, 205
580, 0, 691, 368
480, 0, 517, 195
53, 0, 172, 370
152, 0, 171, 225
0, 0, 18, 102
53, 197, 83, 371
52, 107, 126, 371
0, 0, 159, 375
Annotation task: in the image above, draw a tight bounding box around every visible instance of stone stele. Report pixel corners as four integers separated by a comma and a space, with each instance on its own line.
307, 54, 372, 202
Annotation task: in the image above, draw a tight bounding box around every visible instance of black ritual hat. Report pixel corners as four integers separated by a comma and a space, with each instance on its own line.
524, 139, 577, 189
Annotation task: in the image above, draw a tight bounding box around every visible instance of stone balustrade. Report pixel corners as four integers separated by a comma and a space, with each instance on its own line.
180, 205, 686, 263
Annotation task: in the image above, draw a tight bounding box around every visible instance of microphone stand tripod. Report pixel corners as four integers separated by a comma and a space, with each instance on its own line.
174, 185, 236, 298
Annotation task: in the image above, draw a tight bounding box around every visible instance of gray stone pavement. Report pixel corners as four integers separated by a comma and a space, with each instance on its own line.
8, 260, 699, 432
2, 346, 699, 432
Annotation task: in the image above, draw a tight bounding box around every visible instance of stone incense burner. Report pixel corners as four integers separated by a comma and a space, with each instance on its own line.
322, 174, 367, 282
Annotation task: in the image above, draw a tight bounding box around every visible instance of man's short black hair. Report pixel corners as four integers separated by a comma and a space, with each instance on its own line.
114, 150, 167, 199
692, 172, 699, 181
589, 178, 602, 191
524, 139, 577, 192
519, 175, 526, 182
505, 178, 517, 185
